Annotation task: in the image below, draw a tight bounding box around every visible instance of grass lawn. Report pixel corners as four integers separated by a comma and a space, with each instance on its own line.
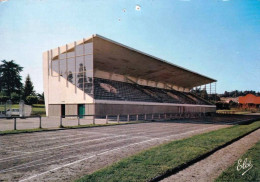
0, 103, 46, 116
216, 108, 260, 115
0, 104, 19, 111
215, 141, 260, 182
31, 104, 46, 116
0, 128, 47, 135
76, 121, 260, 182
216, 110, 252, 115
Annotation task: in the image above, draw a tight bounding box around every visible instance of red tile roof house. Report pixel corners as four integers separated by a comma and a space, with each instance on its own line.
238, 94, 260, 110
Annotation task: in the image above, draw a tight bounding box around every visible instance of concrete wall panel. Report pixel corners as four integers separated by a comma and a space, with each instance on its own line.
65, 104, 77, 115
94, 103, 209, 115
85, 104, 95, 115
49, 104, 61, 116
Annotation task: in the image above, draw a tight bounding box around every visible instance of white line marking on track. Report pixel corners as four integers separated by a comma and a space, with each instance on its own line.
2, 150, 31, 154
2, 132, 122, 150
18, 125, 224, 182
1, 152, 96, 173
0, 134, 127, 162
0, 135, 149, 173
1, 131, 113, 145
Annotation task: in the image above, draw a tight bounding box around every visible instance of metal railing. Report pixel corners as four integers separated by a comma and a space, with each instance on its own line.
59, 112, 206, 128
0, 115, 42, 130
0, 112, 206, 131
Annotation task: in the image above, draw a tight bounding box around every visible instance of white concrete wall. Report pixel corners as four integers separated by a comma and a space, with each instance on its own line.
43, 42, 94, 116
43, 51, 49, 116
94, 100, 216, 115
48, 75, 93, 105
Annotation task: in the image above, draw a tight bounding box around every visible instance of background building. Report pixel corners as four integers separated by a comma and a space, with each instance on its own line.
239, 94, 260, 109
43, 34, 216, 117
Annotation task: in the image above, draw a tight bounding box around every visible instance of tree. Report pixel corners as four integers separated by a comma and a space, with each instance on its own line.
37, 92, 45, 104
0, 96, 10, 102
11, 92, 20, 103
37, 92, 44, 100
0, 60, 23, 96
23, 74, 35, 100
223, 91, 229, 97
26, 96, 38, 105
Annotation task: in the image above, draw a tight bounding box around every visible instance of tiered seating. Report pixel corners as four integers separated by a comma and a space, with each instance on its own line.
94, 79, 124, 101
94, 77, 211, 105
168, 90, 196, 104
143, 87, 180, 103
94, 78, 156, 102
185, 93, 211, 105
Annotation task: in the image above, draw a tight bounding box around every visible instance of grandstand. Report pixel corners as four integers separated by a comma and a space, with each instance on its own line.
43, 34, 216, 117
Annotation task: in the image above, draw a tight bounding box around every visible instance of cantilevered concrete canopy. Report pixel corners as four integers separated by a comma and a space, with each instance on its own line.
93, 35, 216, 89
51, 34, 216, 89
44, 34, 217, 117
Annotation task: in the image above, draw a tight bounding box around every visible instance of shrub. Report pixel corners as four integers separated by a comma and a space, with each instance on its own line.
11, 92, 20, 103
26, 96, 38, 105
37, 99, 45, 104
0, 96, 10, 102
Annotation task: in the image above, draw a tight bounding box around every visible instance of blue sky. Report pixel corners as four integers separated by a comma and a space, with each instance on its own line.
0, 0, 259, 93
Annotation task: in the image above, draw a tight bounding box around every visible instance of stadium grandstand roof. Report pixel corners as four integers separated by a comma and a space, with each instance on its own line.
52, 34, 217, 89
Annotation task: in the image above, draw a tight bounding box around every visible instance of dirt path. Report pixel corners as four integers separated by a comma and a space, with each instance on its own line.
161, 129, 260, 182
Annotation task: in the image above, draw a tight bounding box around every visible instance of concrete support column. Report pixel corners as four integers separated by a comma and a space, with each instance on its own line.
39, 116, 42, 129
14, 118, 17, 130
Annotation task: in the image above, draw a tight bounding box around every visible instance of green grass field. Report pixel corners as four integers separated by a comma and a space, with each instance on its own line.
31, 104, 46, 116
216, 108, 260, 115
216, 110, 252, 115
76, 121, 260, 182
215, 141, 260, 182
0, 128, 47, 135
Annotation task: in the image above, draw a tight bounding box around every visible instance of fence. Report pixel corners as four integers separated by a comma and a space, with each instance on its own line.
59, 112, 206, 127
0, 116, 42, 131
0, 112, 207, 131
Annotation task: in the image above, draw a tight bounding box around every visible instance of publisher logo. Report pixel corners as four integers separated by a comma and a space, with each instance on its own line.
237, 158, 253, 176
